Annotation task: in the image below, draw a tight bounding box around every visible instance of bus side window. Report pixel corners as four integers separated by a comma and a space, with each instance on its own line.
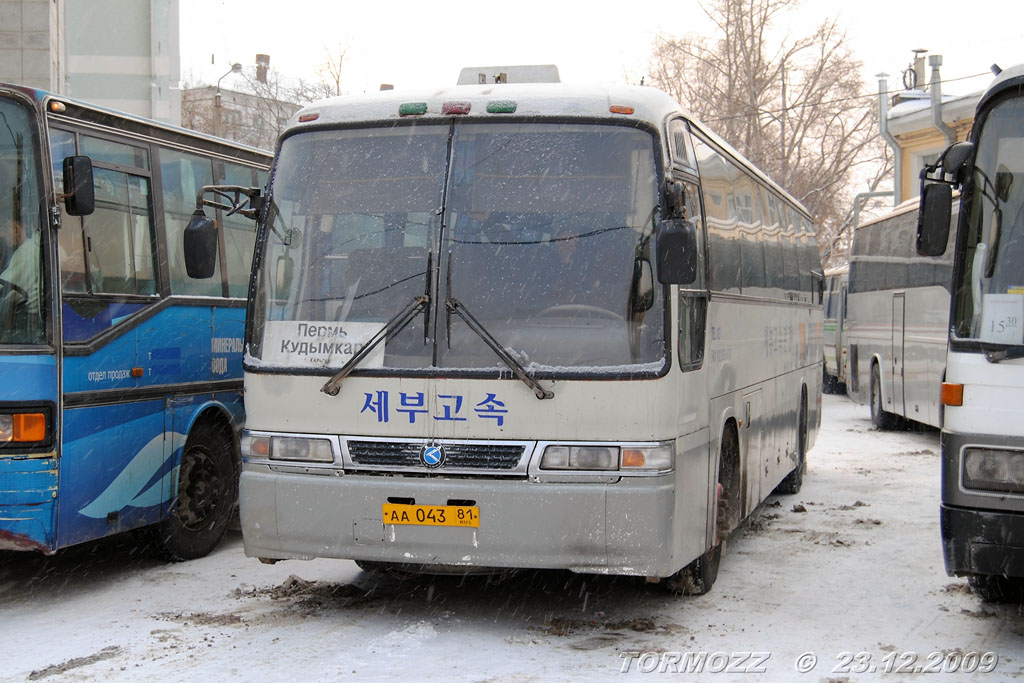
693, 135, 741, 295
222, 162, 260, 298
83, 168, 156, 296
679, 294, 707, 371
161, 150, 221, 296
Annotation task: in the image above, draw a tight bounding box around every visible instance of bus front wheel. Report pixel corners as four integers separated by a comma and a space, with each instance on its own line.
870, 364, 900, 430
154, 421, 236, 561
661, 428, 735, 595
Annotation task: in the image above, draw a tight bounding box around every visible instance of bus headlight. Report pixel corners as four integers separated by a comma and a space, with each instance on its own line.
964, 448, 1024, 493
270, 436, 335, 463
539, 444, 675, 471
541, 445, 618, 470
241, 433, 334, 463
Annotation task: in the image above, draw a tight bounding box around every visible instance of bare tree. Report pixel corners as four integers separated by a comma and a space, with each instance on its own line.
180, 48, 350, 151
317, 45, 348, 97
647, 0, 891, 267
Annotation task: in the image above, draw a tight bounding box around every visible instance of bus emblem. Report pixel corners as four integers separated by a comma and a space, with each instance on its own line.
421, 445, 446, 468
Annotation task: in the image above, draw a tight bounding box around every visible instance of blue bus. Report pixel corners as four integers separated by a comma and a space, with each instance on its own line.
0, 83, 271, 559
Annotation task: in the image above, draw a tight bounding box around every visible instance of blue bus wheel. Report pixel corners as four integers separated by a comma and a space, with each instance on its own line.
154, 421, 236, 561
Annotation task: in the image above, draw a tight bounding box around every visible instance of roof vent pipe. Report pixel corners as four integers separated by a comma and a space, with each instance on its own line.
929, 55, 957, 147
877, 73, 902, 205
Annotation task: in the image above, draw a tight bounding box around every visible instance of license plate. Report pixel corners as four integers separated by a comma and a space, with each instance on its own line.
382, 503, 480, 528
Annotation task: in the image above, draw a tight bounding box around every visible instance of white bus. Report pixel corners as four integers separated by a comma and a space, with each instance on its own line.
191, 79, 823, 594
822, 264, 849, 393
845, 198, 957, 429
919, 64, 1024, 601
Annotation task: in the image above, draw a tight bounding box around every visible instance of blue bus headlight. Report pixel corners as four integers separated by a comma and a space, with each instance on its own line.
963, 448, 1024, 493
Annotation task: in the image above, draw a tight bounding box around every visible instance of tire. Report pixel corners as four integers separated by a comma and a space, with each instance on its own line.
775, 393, 807, 495
153, 421, 237, 561
662, 428, 735, 595
870, 363, 900, 430
822, 366, 837, 394
968, 575, 1024, 602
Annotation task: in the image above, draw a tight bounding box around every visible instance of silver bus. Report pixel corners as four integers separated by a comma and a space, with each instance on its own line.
189, 78, 824, 594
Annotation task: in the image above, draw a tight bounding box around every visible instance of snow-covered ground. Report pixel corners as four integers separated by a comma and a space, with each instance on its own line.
3, 394, 1023, 682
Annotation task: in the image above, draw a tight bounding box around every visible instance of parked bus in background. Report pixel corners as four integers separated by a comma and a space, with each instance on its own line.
0, 83, 271, 558
194, 75, 823, 594
822, 264, 849, 394
919, 64, 1024, 601
845, 197, 957, 429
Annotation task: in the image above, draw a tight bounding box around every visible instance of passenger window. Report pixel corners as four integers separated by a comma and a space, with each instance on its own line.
160, 149, 221, 296
81, 134, 150, 170
693, 136, 741, 294
223, 162, 259, 298
83, 168, 156, 295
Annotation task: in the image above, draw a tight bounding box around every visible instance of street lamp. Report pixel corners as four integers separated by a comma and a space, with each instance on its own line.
214, 62, 242, 138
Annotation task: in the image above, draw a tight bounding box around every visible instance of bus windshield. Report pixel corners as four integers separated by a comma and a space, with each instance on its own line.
953, 96, 1024, 346
250, 121, 665, 375
0, 96, 45, 346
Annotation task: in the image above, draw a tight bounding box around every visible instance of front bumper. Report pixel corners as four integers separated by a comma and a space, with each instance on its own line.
240, 465, 684, 576
941, 503, 1024, 578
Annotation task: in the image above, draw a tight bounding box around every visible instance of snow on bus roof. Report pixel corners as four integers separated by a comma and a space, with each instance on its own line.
286, 83, 684, 128
285, 82, 810, 218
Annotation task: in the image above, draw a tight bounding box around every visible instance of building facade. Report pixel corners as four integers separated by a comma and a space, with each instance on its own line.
0, 0, 180, 125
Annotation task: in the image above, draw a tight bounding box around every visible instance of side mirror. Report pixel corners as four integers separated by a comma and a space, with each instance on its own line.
274, 255, 294, 303
656, 218, 698, 285
917, 183, 952, 257
183, 210, 219, 278
943, 141, 975, 182
62, 156, 95, 216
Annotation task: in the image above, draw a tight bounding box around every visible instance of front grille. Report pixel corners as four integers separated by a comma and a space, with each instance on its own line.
348, 440, 525, 470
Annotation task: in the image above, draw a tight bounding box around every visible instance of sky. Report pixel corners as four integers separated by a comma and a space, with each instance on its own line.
179, 0, 1023, 102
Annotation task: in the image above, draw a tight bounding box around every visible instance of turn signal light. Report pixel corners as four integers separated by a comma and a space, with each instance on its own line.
1, 412, 47, 443
941, 382, 964, 407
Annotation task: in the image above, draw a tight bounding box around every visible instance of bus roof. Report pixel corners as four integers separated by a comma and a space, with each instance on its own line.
978, 63, 1024, 113
0, 81, 272, 158
286, 83, 811, 218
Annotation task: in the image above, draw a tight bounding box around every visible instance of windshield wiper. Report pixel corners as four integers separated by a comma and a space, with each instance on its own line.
985, 345, 1024, 363
320, 295, 428, 396
445, 296, 553, 400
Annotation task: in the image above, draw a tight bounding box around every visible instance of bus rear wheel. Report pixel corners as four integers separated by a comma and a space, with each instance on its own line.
870, 364, 900, 430
775, 392, 807, 495
154, 421, 236, 561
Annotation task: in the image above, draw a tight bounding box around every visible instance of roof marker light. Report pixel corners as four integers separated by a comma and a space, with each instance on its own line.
442, 101, 471, 115
48, 101, 66, 114
487, 100, 517, 114
399, 102, 428, 116
609, 105, 635, 115
298, 112, 320, 122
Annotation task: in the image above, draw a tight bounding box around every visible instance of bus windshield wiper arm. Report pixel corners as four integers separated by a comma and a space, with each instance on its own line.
445, 297, 554, 400
985, 345, 1024, 363
320, 295, 428, 396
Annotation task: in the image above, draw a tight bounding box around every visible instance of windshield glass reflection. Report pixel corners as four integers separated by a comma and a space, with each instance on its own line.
0, 97, 45, 345
250, 121, 665, 375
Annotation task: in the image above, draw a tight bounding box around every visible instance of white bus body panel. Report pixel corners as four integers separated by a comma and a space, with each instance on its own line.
945, 352, 1024, 437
